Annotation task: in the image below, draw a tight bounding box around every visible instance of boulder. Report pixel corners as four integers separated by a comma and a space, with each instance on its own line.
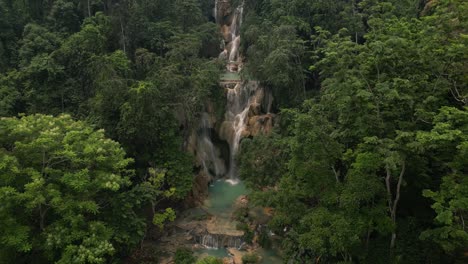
221, 25, 232, 42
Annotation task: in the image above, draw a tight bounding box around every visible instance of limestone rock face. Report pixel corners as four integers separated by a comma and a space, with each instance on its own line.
223, 257, 234, 264
185, 171, 210, 207
186, 101, 228, 206
220, 81, 275, 157
206, 216, 244, 237
234, 195, 249, 210
216, 1, 233, 24
221, 25, 232, 42
247, 113, 275, 137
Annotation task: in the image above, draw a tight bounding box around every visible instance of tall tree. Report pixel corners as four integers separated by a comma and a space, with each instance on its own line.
0, 114, 173, 263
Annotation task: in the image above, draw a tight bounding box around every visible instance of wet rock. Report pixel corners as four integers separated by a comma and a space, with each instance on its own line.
248, 102, 261, 117
227, 63, 238, 72
206, 216, 244, 237
186, 130, 198, 155
219, 121, 234, 143
217, 1, 233, 24
159, 257, 174, 264
234, 195, 249, 209
223, 257, 234, 264
221, 25, 232, 42
240, 130, 250, 138
247, 113, 275, 137
185, 171, 210, 207
227, 248, 246, 264
219, 49, 228, 60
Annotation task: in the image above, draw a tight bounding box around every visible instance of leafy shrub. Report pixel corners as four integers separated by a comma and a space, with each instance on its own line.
242, 253, 260, 264
236, 223, 254, 244
196, 256, 223, 264
174, 248, 196, 264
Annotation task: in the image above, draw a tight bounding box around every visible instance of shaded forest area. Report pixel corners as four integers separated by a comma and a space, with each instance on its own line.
0, 0, 223, 263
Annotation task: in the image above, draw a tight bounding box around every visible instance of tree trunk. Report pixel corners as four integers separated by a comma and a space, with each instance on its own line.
386, 161, 406, 249
39, 204, 49, 231
120, 18, 126, 53
366, 228, 371, 251
331, 165, 340, 183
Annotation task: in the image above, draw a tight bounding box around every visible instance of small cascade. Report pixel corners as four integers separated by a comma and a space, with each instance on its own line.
197, 234, 243, 249
216, 1, 243, 72
229, 36, 240, 63
238, 5, 244, 27
230, 10, 238, 41
201, 234, 219, 249
214, 0, 219, 23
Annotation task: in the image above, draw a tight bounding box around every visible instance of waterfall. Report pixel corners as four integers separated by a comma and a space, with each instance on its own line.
239, 5, 244, 27
224, 82, 258, 181
213, 0, 269, 183
229, 36, 240, 63
214, 0, 219, 23
227, 3, 243, 68
197, 234, 243, 249
197, 113, 226, 178
230, 11, 238, 41
201, 234, 219, 249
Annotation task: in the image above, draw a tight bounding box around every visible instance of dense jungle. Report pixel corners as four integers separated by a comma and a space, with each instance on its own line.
0, 0, 467, 263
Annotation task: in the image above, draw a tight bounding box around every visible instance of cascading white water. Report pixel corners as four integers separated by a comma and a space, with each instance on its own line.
230, 11, 238, 41
224, 82, 262, 183
229, 36, 240, 63
197, 113, 226, 178
198, 234, 243, 249
238, 5, 244, 27
201, 234, 219, 249
214, 0, 219, 23
223, 3, 243, 70
213, 0, 269, 183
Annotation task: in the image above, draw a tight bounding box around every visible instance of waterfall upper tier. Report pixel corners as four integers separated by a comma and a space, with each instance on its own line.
188, 0, 275, 186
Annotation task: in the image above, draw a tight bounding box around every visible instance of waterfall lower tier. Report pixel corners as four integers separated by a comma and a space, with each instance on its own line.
219, 82, 274, 180
196, 234, 243, 249
197, 113, 226, 178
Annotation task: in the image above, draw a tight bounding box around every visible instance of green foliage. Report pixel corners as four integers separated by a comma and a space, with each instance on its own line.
238, 133, 289, 189
419, 107, 468, 253
1, 0, 467, 263
18, 24, 61, 68
153, 208, 177, 230
233, 206, 250, 222
258, 228, 272, 249
0, 114, 128, 262
196, 256, 223, 264
240, 0, 467, 263
174, 247, 196, 264
243, 24, 305, 106
0, 73, 20, 116
241, 252, 260, 264
236, 223, 254, 244
0, 114, 174, 263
